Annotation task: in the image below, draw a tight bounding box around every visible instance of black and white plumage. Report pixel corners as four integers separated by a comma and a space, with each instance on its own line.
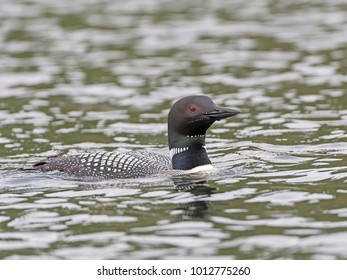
27, 95, 240, 180
33, 151, 171, 179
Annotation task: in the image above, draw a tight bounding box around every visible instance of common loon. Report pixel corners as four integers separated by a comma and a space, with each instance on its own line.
28, 95, 240, 180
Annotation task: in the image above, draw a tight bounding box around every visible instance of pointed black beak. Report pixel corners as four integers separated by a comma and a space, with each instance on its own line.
205, 106, 240, 121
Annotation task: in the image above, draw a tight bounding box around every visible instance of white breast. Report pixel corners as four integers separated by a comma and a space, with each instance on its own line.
186, 164, 216, 174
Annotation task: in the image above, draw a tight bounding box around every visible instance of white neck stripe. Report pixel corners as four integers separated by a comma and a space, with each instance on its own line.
170, 146, 189, 159
169, 145, 207, 159
186, 135, 205, 138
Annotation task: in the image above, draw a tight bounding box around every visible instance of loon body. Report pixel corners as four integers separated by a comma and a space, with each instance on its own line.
30, 96, 240, 180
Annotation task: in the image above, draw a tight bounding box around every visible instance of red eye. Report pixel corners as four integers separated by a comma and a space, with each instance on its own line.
189, 105, 197, 112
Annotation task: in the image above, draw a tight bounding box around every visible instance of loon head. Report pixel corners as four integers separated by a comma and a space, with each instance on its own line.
168, 95, 240, 170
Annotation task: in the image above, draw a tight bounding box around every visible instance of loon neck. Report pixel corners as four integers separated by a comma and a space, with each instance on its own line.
169, 136, 211, 170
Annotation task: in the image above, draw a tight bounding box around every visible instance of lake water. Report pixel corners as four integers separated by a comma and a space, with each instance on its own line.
0, 0, 346, 260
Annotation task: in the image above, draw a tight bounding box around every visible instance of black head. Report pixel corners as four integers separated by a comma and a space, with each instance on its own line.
168, 95, 240, 149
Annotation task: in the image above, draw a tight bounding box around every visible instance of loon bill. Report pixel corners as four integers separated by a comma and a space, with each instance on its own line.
25, 95, 240, 180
